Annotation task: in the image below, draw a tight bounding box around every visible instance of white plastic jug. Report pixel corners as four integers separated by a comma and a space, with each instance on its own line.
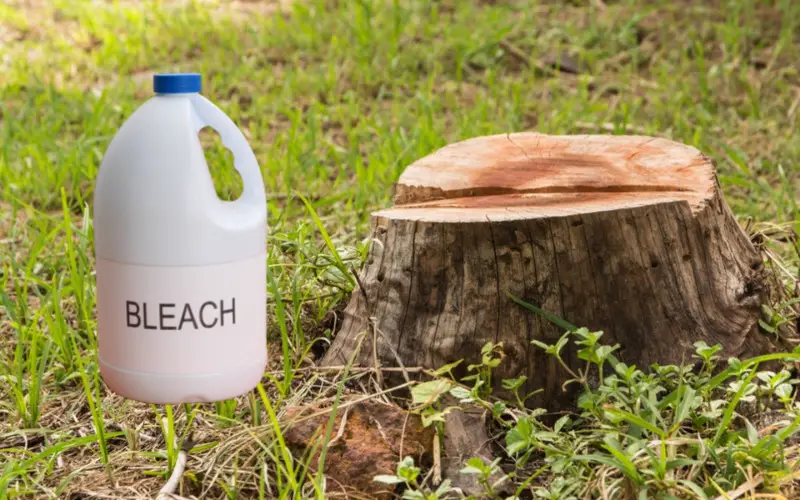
93, 73, 267, 404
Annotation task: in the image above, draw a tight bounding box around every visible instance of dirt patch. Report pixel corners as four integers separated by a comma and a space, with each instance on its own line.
219, 0, 296, 20
283, 398, 434, 499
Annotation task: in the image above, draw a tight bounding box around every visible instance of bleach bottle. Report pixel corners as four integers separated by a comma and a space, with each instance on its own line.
93, 73, 267, 404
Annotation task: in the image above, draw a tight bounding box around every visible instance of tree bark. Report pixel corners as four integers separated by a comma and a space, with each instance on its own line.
322, 133, 773, 409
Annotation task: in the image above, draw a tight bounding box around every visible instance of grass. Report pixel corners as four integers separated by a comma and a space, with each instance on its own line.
1, 0, 799, 498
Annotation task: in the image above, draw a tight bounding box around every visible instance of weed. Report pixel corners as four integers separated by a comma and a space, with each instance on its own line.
394, 333, 800, 498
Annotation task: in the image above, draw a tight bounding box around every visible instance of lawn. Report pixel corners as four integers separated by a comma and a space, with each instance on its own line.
1, 0, 799, 498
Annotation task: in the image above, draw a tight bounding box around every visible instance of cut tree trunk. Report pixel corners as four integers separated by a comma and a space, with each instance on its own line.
322, 133, 773, 410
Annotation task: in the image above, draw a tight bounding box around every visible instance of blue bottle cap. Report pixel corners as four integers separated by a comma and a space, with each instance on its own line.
153, 73, 201, 94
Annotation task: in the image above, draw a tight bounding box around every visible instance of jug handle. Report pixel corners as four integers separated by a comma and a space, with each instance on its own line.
190, 94, 266, 206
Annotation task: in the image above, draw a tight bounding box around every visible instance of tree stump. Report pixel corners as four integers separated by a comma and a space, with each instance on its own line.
323, 133, 772, 409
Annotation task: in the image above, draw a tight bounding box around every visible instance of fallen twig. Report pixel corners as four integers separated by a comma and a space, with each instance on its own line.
371, 323, 413, 385
270, 365, 427, 375
788, 86, 800, 120
498, 40, 556, 76
157, 436, 195, 500
433, 431, 442, 486
398, 411, 410, 460
713, 473, 764, 500
326, 407, 350, 448
285, 380, 417, 426
351, 266, 387, 388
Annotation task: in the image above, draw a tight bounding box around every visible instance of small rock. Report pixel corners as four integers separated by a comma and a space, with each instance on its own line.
541, 51, 583, 74
441, 399, 509, 498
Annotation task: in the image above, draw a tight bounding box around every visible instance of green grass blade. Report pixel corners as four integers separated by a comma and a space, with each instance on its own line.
712, 367, 758, 447
603, 407, 668, 439
507, 292, 578, 332
297, 192, 355, 289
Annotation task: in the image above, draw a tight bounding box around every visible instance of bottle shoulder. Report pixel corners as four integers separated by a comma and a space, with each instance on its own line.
93, 96, 267, 266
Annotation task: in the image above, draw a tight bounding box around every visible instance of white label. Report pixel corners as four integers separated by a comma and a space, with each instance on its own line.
96, 254, 267, 375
